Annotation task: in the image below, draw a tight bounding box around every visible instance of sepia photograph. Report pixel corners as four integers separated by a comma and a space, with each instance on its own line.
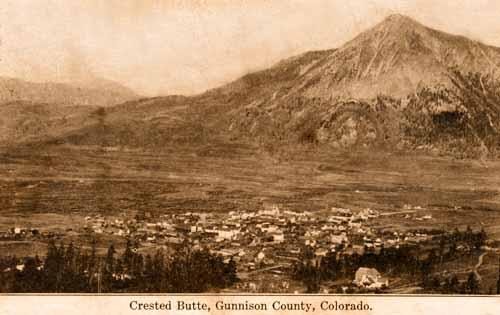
0, 0, 500, 297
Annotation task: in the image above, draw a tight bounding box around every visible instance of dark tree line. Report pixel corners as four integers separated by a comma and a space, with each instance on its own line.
0, 240, 238, 293
400, 69, 500, 156
293, 228, 488, 293
448, 69, 500, 152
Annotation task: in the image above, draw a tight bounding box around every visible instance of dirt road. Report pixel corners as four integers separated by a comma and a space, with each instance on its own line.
473, 252, 487, 281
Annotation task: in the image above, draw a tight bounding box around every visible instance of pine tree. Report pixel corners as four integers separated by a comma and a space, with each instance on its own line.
44, 240, 61, 292
320, 251, 338, 280
123, 239, 134, 272
474, 228, 487, 250
61, 242, 76, 291
88, 240, 98, 292
224, 258, 238, 286
143, 254, 154, 292
132, 253, 144, 281
65, 242, 75, 273
115, 259, 124, 275
438, 237, 446, 264
496, 256, 500, 295
105, 244, 116, 273
152, 250, 165, 291
102, 244, 116, 292
449, 274, 460, 293
466, 272, 480, 294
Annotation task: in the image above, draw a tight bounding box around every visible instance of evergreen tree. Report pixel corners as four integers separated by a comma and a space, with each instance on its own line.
143, 254, 154, 292
438, 238, 446, 263
105, 244, 116, 273
61, 242, 76, 291
224, 258, 238, 287
449, 274, 460, 294
320, 251, 338, 280
65, 242, 75, 272
474, 228, 487, 250
123, 239, 134, 272
152, 250, 165, 291
466, 272, 480, 294
87, 240, 98, 292
132, 253, 144, 281
496, 256, 500, 295
44, 240, 62, 292
102, 244, 116, 292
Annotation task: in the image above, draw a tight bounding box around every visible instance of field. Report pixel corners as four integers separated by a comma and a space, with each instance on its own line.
0, 142, 500, 256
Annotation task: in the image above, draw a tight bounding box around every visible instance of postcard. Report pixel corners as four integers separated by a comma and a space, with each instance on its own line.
0, 1, 499, 314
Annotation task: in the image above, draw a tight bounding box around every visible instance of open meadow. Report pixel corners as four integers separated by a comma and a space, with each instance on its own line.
1, 143, 499, 249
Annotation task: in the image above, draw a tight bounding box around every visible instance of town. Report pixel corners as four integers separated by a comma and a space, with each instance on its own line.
81, 204, 437, 266
4, 202, 491, 293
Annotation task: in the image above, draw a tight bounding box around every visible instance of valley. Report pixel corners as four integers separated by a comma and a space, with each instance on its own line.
1, 143, 499, 239
1, 13, 500, 294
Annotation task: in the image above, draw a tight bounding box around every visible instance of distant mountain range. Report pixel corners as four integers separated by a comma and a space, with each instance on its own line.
3, 14, 500, 153
0, 76, 139, 107
0, 76, 140, 145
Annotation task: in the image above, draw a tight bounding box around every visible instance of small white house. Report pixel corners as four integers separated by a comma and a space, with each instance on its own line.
353, 267, 389, 290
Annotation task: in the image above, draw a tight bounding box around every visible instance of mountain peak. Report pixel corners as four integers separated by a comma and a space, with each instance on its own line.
376, 13, 424, 31
348, 13, 431, 47
285, 12, 500, 100
383, 13, 415, 23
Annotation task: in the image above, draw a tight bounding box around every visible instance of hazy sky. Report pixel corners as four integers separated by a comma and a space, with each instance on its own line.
1, 0, 500, 96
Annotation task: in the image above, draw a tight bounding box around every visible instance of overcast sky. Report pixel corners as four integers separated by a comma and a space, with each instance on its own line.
1, 0, 500, 96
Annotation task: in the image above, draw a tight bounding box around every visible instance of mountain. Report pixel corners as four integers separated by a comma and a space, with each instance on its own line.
288, 14, 500, 100
7, 15, 500, 153
0, 76, 140, 145
214, 14, 500, 149
0, 76, 139, 107
0, 101, 99, 145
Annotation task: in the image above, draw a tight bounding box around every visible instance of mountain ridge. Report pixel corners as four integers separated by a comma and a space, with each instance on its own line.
4, 14, 500, 155
0, 76, 139, 107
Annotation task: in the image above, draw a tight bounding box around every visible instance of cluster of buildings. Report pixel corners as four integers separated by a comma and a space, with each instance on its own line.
0, 227, 62, 240
79, 204, 436, 291
1, 203, 440, 292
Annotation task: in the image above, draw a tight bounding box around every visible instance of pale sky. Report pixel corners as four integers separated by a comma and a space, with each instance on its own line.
1, 0, 500, 96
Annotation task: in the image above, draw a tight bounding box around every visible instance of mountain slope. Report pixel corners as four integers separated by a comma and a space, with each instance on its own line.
0, 76, 141, 146
0, 101, 100, 145
41, 49, 335, 148
285, 14, 500, 100
19, 14, 500, 152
